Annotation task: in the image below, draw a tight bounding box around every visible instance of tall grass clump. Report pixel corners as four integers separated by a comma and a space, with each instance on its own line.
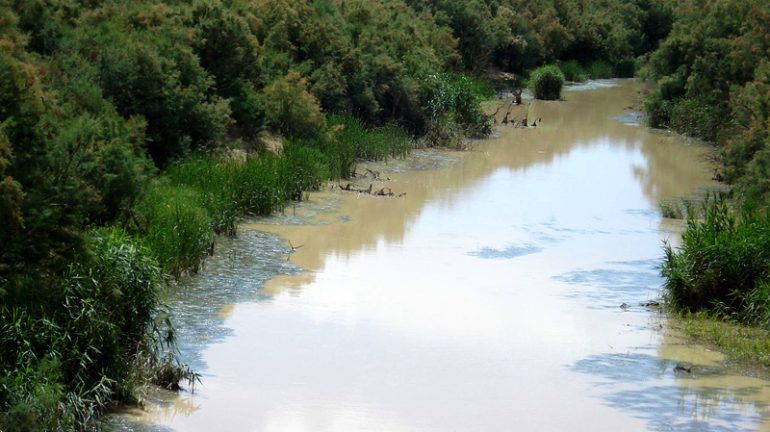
425, 73, 493, 146
530, 65, 565, 100
659, 199, 693, 219
560, 60, 587, 82
322, 115, 357, 179
614, 58, 636, 78
135, 148, 331, 276
166, 154, 296, 231
166, 157, 240, 235
587, 60, 614, 79
442, 73, 493, 137
134, 184, 214, 276
280, 144, 329, 201
328, 115, 411, 163
0, 228, 186, 431
236, 154, 287, 216
459, 75, 495, 100
662, 196, 770, 327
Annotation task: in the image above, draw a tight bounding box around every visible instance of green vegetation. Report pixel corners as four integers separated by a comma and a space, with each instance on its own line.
559, 60, 587, 83
134, 185, 214, 277
676, 313, 770, 376
0, 228, 186, 431
663, 197, 770, 325
642, 1, 769, 149
587, 60, 615, 79
327, 115, 411, 176
661, 196, 770, 372
530, 65, 565, 100
645, 1, 770, 366
659, 199, 692, 219
0, 0, 692, 428
409, 0, 672, 75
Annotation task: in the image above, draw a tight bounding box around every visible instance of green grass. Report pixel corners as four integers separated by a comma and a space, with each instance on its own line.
280, 143, 330, 200
236, 154, 288, 216
166, 157, 240, 235
164, 155, 292, 234
559, 60, 587, 82
0, 228, 187, 431
659, 199, 693, 219
661, 194, 770, 376
587, 60, 614, 79
134, 184, 214, 276
132, 117, 415, 277
328, 115, 411, 162
676, 311, 770, 376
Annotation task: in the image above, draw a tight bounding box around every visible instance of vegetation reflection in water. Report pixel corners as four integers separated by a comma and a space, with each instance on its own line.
114, 82, 770, 432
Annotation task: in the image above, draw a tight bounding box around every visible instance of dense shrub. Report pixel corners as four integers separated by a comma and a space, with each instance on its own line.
643, 1, 769, 144
560, 60, 587, 82
0, 228, 175, 430
425, 73, 492, 142
587, 60, 614, 79
262, 71, 326, 140
0, 0, 686, 428
530, 65, 564, 100
723, 59, 770, 201
663, 197, 770, 327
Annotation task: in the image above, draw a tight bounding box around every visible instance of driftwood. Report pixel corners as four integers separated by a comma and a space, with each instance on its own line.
490, 105, 503, 124
365, 168, 381, 180
336, 183, 406, 198
351, 168, 384, 180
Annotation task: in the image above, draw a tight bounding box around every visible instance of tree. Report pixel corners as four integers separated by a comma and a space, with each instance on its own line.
262, 70, 325, 139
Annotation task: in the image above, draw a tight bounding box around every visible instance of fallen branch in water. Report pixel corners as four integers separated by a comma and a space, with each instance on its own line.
335, 183, 406, 198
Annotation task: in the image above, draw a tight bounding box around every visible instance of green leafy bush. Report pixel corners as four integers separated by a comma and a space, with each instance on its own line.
262, 71, 326, 139
425, 73, 492, 141
530, 65, 564, 100
663, 197, 770, 327
1, 228, 175, 431
587, 60, 614, 79
560, 60, 587, 82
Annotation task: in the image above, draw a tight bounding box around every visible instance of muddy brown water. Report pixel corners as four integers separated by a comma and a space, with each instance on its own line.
113, 80, 770, 431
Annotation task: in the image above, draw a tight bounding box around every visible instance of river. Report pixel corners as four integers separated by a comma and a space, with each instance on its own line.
113, 80, 770, 431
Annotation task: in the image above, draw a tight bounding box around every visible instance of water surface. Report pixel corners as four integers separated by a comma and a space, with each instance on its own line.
115, 81, 770, 431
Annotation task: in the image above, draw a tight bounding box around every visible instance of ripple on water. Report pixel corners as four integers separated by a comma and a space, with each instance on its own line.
565, 79, 622, 92
467, 243, 543, 259
554, 258, 662, 309
367, 148, 460, 173
253, 197, 344, 226
612, 111, 646, 126
164, 230, 302, 371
